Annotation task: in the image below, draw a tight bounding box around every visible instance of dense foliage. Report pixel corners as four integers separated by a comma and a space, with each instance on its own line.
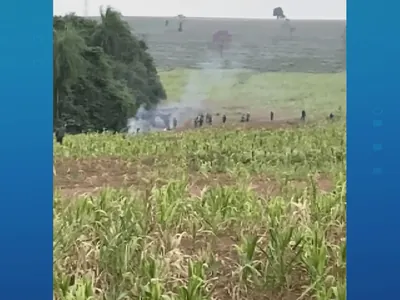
53, 7, 167, 133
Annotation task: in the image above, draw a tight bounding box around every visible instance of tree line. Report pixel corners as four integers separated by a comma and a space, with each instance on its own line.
53, 7, 167, 133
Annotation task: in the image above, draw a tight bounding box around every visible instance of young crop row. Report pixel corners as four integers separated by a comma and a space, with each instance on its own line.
54, 122, 346, 300
54, 123, 345, 178
54, 178, 346, 300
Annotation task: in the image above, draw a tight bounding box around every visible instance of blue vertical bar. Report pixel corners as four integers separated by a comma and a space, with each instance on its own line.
0, 0, 53, 299
347, 0, 400, 298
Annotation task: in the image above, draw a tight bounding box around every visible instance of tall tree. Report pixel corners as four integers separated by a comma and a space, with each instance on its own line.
53, 24, 88, 124
53, 7, 167, 133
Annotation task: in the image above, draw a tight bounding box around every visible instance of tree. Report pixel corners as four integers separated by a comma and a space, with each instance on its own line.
212, 30, 232, 58
273, 7, 286, 19
177, 14, 185, 32
53, 24, 89, 124
53, 7, 167, 133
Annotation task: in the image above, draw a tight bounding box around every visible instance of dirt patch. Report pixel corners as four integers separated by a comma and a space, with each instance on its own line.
54, 158, 334, 198
178, 233, 239, 300
54, 157, 151, 190
316, 177, 334, 191
56, 186, 103, 198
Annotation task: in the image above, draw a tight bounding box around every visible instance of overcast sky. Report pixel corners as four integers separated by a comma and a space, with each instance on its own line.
53, 0, 346, 20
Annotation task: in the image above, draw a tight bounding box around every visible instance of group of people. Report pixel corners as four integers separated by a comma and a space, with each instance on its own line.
171, 109, 335, 131
191, 109, 337, 129
194, 113, 214, 128
54, 109, 338, 144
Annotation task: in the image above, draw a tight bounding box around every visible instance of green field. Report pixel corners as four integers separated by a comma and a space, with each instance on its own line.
53, 69, 346, 300
159, 69, 345, 120
121, 17, 346, 73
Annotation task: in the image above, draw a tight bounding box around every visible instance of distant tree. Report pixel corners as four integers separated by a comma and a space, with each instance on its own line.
212, 30, 232, 58
272, 7, 295, 37
53, 7, 166, 133
177, 14, 185, 32
273, 7, 286, 19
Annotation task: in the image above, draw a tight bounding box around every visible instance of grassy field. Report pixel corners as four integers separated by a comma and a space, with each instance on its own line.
53, 69, 346, 299
158, 69, 345, 120
122, 17, 346, 73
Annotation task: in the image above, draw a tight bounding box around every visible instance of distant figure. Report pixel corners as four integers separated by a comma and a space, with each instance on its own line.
165, 20, 169, 27
240, 114, 246, 122
196, 114, 204, 127
246, 112, 250, 122
301, 110, 306, 121
194, 117, 198, 128
329, 113, 335, 120
273, 7, 286, 19
200, 114, 204, 127
55, 124, 66, 145
136, 128, 140, 134
222, 114, 227, 123
205, 113, 212, 125
173, 117, 178, 129
270, 111, 274, 121
178, 22, 183, 32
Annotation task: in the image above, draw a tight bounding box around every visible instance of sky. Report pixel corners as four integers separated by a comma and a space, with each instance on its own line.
53, 0, 346, 20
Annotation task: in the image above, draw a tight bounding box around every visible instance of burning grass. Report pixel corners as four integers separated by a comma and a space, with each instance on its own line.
53, 120, 346, 300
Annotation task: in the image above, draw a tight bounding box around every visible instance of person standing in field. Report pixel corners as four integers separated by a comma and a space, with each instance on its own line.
246, 112, 250, 122
205, 113, 210, 124
270, 111, 274, 121
222, 114, 227, 123
301, 110, 306, 121
199, 114, 204, 127
206, 113, 213, 125
173, 117, 178, 129
55, 124, 66, 145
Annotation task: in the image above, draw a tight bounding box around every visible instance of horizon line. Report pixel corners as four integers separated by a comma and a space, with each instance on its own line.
55, 12, 346, 21
87, 15, 346, 21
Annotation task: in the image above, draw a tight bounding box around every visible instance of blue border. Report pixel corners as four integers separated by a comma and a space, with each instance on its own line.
1, 0, 400, 297
0, 0, 53, 299
347, 0, 400, 298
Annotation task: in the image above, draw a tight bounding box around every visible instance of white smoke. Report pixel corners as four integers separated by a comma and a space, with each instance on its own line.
126, 56, 242, 135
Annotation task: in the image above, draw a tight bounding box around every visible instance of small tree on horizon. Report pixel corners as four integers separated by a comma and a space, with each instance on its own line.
177, 14, 185, 32
273, 7, 286, 19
